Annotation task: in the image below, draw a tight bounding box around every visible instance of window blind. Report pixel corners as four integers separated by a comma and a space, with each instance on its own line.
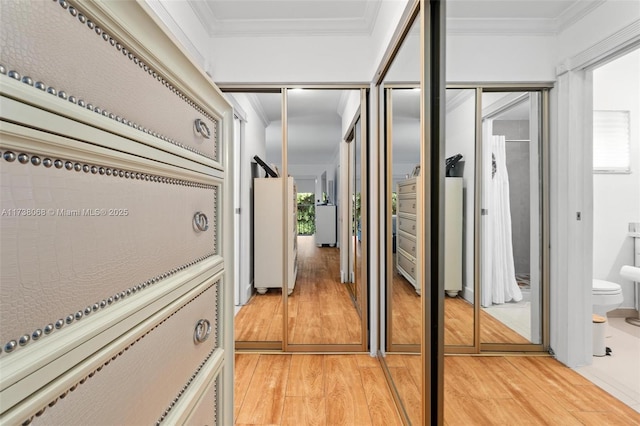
593, 110, 631, 173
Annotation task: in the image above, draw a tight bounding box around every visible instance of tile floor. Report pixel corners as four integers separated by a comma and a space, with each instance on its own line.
575, 316, 640, 413
483, 288, 534, 341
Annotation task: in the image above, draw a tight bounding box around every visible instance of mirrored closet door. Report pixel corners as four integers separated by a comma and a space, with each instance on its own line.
226, 90, 285, 350
285, 88, 368, 350
443, 88, 477, 349
380, 6, 423, 425
479, 90, 545, 348
224, 87, 368, 352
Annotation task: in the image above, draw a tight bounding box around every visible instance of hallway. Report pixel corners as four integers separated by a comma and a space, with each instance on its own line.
234, 353, 640, 425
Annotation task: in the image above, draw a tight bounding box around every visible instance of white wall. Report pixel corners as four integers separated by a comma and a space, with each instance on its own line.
592, 49, 640, 308
445, 90, 476, 301
207, 1, 410, 83
225, 93, 267, 304
447, 34, 556, 82
341, 91, 362, 137
550, 1, 640, 367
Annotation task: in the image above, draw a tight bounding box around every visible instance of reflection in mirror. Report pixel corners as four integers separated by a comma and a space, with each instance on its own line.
345, 117, 363, 306
382, 11, 421, 426
480, 91, 542, 345
389, 87, 421, 347
229, 91, 284, 346
443, 89, 476, 347
286, 88, 365, 346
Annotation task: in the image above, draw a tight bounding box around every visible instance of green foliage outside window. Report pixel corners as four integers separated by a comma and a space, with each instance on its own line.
297, 193, 315, 235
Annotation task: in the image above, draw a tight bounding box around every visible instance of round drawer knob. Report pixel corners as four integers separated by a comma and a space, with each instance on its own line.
194, 118, 211, 139
194, 319, 212, 344
193, 212, 209, 232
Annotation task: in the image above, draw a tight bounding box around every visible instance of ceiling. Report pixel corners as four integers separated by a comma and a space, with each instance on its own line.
208, 0, 604, 171
236, 90, 356, 167
187, 0, 605, 37
188, 0, 381, 37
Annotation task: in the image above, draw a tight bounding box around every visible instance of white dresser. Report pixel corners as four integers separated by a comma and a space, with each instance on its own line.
0, 1, 233, 424
396, 177, 463, 296
254, 177, 298, 295
396, 177, 421, 294
315, 204, 337, 246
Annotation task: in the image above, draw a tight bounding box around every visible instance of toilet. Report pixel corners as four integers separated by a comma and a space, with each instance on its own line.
592, 279, 624, 317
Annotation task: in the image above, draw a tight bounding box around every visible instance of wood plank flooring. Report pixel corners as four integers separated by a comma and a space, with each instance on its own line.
236, 353, 640, 425
235, 235, 362, 345
392, 274, 530, 346
237, 236, 527, 346
235, 353, 401, 426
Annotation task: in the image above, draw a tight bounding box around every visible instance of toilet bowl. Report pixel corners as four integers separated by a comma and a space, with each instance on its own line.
592, 279, 624, 317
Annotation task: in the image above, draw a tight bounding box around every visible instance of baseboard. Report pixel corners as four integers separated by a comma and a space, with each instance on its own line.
462, 286, 474, 304
608, 308, 639, 318
240, 280, 253, 305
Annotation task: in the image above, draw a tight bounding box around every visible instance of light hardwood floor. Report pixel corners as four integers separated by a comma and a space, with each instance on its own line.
235, 353, 640, 425
235, 353, 401, 426
235, 236, 362, 345
237, 236, 526, 346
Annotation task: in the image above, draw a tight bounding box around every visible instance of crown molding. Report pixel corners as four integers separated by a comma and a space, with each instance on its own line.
447, 1, 607, 36
144, 0, 206, 66
558, 19, 640, 74
187, 0, 381, 37
446, 89, 474, 114
246, 94, 271, 128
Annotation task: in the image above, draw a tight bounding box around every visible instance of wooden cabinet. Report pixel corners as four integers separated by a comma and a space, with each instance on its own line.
395, 177, 463, 296
0, 1, 233, 424
254, 177, 298, 295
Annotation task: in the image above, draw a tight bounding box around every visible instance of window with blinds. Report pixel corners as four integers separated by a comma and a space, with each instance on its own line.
593, 110, 631, 173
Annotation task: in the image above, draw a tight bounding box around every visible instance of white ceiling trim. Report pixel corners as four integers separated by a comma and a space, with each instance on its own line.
247, 94, 271, 127
446, 90, 474, 114
447, 1, 606, 36
447, 18, 558, 36
144, 0, 206, 66
188, 0, 381, 37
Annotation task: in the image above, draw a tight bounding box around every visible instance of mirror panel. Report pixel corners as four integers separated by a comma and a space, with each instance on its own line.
382, 11, 421, 426
389, 87, 421, 347
286, 88, 365, 347
480, 91, 543, 345
444, 89, 477, 347
229, 91, 284, 346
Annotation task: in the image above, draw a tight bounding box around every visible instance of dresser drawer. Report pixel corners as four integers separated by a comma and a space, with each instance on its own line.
397, 215, 417, 235
397, 231, 417, 258
0, 0, 220, 164
397, 250, 416, 280
397, 197, 417, 215
397, 179, 417, 195
0, 137, 220, 354
25, 279, 221, 426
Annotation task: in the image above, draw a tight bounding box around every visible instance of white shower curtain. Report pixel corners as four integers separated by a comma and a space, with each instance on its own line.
482, 135, 523, 306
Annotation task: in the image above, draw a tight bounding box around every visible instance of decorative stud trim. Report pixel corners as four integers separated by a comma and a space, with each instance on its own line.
1, 0, 221, 162
0, 150, 219, 354
0, 150, 216, 189
2, 252, 216, 356
21, 279, 220, 425
156, 347, 217, 425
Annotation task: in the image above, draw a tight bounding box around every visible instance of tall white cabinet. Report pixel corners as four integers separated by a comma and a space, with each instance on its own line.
254, 177, 298, 295
0, 1, 233, 424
